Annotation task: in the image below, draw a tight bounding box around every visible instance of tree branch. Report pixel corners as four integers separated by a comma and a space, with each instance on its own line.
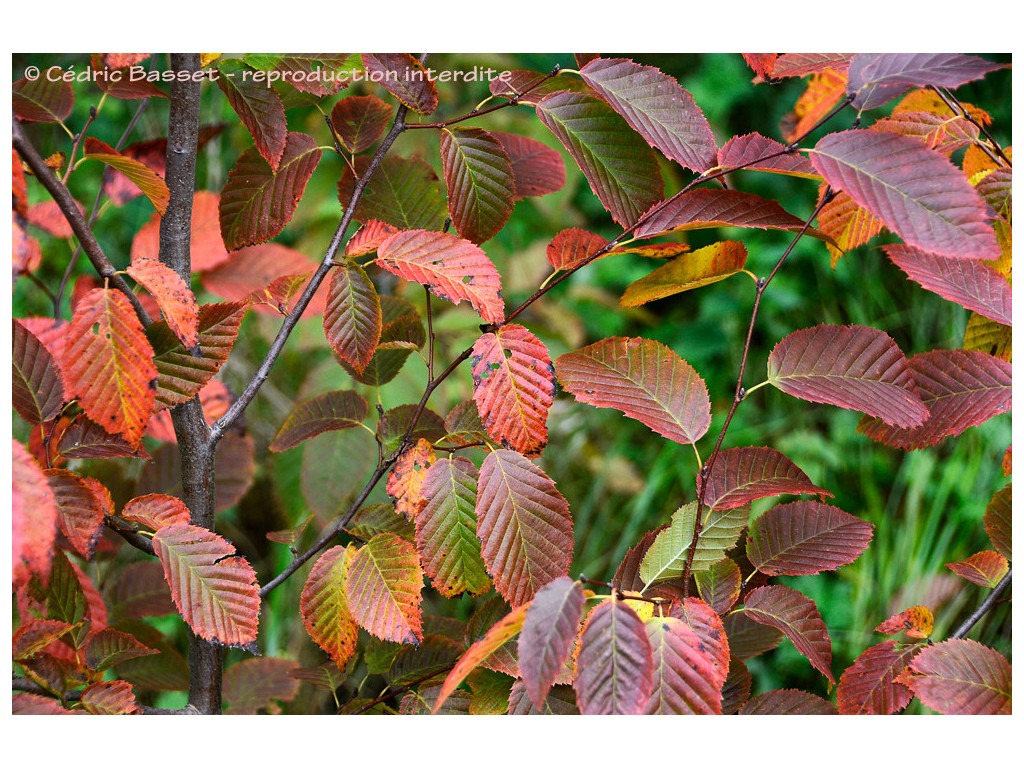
949, 567, 1012, 640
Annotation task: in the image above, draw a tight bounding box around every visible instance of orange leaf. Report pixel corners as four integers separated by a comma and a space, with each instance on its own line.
386, 439, 437, 520
13, 440, 59, 586
84, 137, 169, 215
126, 258, 200, 350
945, 550, 1009, 588
875, 605, 934, 639
345, 533, 424, 644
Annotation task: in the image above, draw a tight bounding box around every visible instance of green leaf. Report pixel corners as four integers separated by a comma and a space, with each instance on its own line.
440, 127, 515, 244
338, 155, 447, 231
269, 390, 368, 452
639, 502, 749, 586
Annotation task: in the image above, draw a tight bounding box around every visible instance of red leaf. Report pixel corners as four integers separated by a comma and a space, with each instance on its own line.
536, 89, 664, 228
323, 263, 382, 375
508, 680, 579, 714
717, 132, 820, 178
809, 129, 999, 260
723, 609, 784, 660
620, 241, 747, 307
301, 546, 360, 670
84, 137, 169, 215
223, 657, 300, 714
440, 127, 515, 244
386, 439, 436, 521
146, 378, 230, 443
574, 600, 654, 715
13, 214, 42, 278
555, 336, 711, 445
201, 243, 325, 316
85, 627, 158, 672
126, 258, 200, 350
848, 53, 1006, 110
837, 640, 919, 714
476, 449, 573, 607
885, 244, 1011, 326
579, 57, 717, 173
130, 191, 230, 271
644, 616, 724, 714
770, 54, 853, 79
519, 577, 585, 709
330, 95, 393, 153
985, 484, 1011, 560
219, 131, 321, 250
739, 689, 837, 715
721, 658, 752, 714
12, 693, 73, 714
700, 446, 831, 511
857, 349, 1011, 450
743, 53, 778, 81
875, 605, 934, 639
945, 550, 1009, 588
743, 585, 833, 682
216, 60, 288, 172
345, 220, 400, 257
269, 390, 368, 453
63, 289, 157, 445
416, 457, 491, 598
44, 469, 110, 559
121, 493, 191, 531
490, 131, 566, 200
671, 598, 730, 689
345, 533, 424, 644
80, 680, 142, 715
13, 619, 77, 659
767, 324, 927, 429
13, 70, 74, 122
746, 501, 874, 577
546, 228, 609, 271
152, 523, 261, 648
376, 229, 504, 324
55, 414, 149, 460
471, 324, 554, 457
361, 53, 438, 115
901, 638, 1011, 715
13, 319, 66, 425
26, 199, 81, 238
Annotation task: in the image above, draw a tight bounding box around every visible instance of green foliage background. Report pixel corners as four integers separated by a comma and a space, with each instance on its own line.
13, 52, 1011, 712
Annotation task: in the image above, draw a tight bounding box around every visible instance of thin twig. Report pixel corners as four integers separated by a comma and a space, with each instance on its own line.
949, 568, 1012, 640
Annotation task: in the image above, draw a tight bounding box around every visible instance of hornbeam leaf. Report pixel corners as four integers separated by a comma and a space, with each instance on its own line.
432, 603, 528, 714
269, 390, 368, 452
63, 288, 157, 445
768, 53, 853, 79
12, 440, 59, 586
699, 446, 831, 511
634, 188, 834, 244
809, 129, 999, 260
644, 616, 724, 714
361, 53, 438, 115
945, 550, 1009, 589
13, 619, 77, 660
536, 89, 664, 228
885, 244, 1010, 326
901, 639, 1011, 715
223, 657, 300, 715
152, 523, 260, 647
767, 324, 928, 429
508, 681, 579, 714
574, 600, 654, 715
670, 598, 730, 688
388, 635, 462, 687
984, 484, 1011, 560
202, 243, 325, 316
747, 501, 873, 576
345, 533, 424, 645
546, 228, 609, 271
84, 138, 168, 215
817, 189, 886, 266
330, 95, 393, 153
579, 58, 717, 173
219, 131, 321, 250
639, 502, 749, 586
415, 457, 491, 598
13, 71, 74, 122
471, 324, 554, 457
620, 241, 746, 307
376, 229, 504, 324
131, 191, 230, 271
84, 628, 158, 673
876, 606, 934, 639
345, 220, 400, 257
126, 258, 200, 350
693, 558, 742, 615
120, 493, 191, 531
739, 689, 837, 715
386, 439, 436, 521
743, 585, 833, 682
717, 133, 820, 179
56, 414, 149, 460
216, 59, 288, 172
848, 53, 1006, 111
44, 469, 109, 559
490, 131, 566, 200
300, 546, 359, 669
721, 659, 753, 714
80, 681, 142, 715
337, 155, 447, 231
857, 349, 1012, 450
13, 319, 65, 424
519, 577, 585, 709
147, 301, 246, 409
555, 336, 711, 446
440, 127, 515, 244
837, 640, 919, 715
475, 449, 573, 607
